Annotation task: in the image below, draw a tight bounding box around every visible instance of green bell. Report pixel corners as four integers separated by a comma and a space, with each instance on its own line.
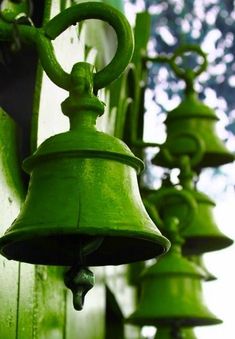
0, 63, 170, 266
147, 184, 233, 255
153, 93, 234, 169
162, 188, 233, 255
127, 219, 221, 327
155, 327, 197, 339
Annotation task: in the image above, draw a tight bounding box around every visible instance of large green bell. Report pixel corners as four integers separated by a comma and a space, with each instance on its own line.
127, 223, 221, 327
0, 63, 170, 266
155, 327, 197, 339
153, 93, 234, 169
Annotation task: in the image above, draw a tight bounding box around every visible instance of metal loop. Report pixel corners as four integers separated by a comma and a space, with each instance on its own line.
161, 132, 205, 168
42, 2, 134, 92
170, 44, 208, 81
147, 187, 197, 232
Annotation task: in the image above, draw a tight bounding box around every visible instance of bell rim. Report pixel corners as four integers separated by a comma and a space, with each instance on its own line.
153, 150, 235, 169
0, 226, 170, 266
182, 235, 234, 255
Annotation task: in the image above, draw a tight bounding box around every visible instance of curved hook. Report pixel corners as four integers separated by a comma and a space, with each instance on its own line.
161, 131, 205, 168
147, 187, 197, 232
42, 2, 134, 92
0, 2, 134, 93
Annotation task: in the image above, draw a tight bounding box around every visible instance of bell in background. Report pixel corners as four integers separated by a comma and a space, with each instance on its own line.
147, 160, 233, 255
0, 62, 170, 266
153, 46, 234, 170
153, 94, 234, 169
172, 157, 232, 255
155, 327, 197, 339
182, 188, 233, 255
127, 218, 222, 328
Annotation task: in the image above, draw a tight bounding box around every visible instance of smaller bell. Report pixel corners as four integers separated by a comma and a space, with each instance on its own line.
161, 187, 233, 255
153, 93, 234, 169
146, 167, 233, 255
127, 218, 222, 328
153, 44, 234, 171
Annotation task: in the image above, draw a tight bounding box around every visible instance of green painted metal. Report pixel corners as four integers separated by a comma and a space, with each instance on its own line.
147, 154, 233, 254
145, 186, 197, 231
181, 188, 233, 255
155, 185, 233, 255
153, 45, 234, 169
0, 2, 134, 93
64, 268, 105, 339
0, 62, 170, 266
0, 0, 142, 337
64, 266, 95, 310
127, 220, 222, 328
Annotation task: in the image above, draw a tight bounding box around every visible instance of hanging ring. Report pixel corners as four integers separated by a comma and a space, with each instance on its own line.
0, 2, 134, 92
161, 131, 205, 168
39, 2, 134, 92
170, 44, 208, 80
147, 187, 197, 231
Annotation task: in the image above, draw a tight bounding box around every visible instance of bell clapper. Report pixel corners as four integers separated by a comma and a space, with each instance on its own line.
64, 265, 95, 311
64, 237, 104, 311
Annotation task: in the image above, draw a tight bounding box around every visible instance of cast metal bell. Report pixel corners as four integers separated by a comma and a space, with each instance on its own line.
147, 186, 233, 255
153, 93, 234, 169
0, 63, 170, 266
165, 188, 233, 255
127, 229, 221, 327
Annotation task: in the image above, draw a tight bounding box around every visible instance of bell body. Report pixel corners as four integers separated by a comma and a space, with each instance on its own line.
153, 94, 234, 169
127, 247, 221, 327
155, 327, 197, 339
166, 189, 233, 255
148, 187, 233, 255
0, 129, 170, 266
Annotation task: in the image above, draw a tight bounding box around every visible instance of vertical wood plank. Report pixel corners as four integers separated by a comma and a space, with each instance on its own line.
0, 108, 24, 339
16, 263, 35, 339
32, 266, 66, 339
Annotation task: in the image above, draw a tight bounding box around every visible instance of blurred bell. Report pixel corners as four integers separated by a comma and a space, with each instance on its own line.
127, 219, 222, 327
153, 93, 234, 170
